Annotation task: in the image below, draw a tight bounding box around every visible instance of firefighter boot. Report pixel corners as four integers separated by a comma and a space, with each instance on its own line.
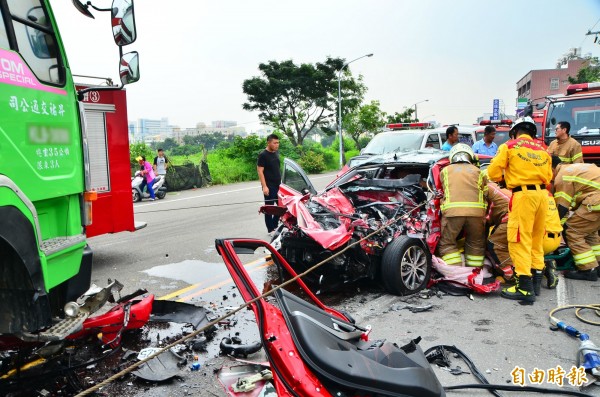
532, 270, 543, 296
544, 260, 559, 289
500, 275, 535, 305
564, 268, 598, 281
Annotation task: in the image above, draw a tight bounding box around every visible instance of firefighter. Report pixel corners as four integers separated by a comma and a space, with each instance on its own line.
487, 116, 552, 304
552, 157, 600, 281
547, 121, 583, 164
484, 180, 513, 281
438, 143, 487, 267
542, 191, 562, 290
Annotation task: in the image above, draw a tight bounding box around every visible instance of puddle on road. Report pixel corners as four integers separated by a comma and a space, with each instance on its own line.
142, 259, 228, 285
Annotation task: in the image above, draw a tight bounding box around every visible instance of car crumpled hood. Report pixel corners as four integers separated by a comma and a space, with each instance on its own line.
281, 187, 354, 250
358, 148, 448, 167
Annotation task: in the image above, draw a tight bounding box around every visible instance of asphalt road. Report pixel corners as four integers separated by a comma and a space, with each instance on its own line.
86, 172, 600, 397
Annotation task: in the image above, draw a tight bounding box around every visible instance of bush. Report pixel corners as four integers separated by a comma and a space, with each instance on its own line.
207, 152, 257, 185
129, 142, 154, 169
298, 151, 326, 174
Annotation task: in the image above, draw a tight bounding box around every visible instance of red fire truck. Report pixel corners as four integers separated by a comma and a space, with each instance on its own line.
76, 84, 137, 238
542, 82, 600, 163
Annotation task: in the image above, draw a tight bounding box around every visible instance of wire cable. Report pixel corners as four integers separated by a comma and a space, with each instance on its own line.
74, 201, 429, 396
135, 200, 265, 214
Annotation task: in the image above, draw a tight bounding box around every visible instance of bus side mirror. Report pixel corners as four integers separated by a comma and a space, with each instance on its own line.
535, 103, 546, 110
112, 0, 137, 46
119, 51, 140, 85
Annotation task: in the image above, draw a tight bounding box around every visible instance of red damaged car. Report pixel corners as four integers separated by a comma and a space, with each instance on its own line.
264, 150, 454, 295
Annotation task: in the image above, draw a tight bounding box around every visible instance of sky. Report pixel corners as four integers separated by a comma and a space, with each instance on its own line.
49, 0, 600, 132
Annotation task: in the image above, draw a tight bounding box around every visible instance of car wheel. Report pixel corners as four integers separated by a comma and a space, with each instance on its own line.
157, 190, 166, 199
132, 189, 141, 202
381, 236, 431, 295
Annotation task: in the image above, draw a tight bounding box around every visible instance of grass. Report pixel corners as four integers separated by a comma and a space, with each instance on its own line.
169, 149, 353, 185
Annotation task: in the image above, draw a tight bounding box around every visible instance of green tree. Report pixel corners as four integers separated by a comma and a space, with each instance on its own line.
386, 108, 415, 124
242, 57, 365, 146
160, 137, 178, 151
343, 100, 387, 149
129, 142, 154, 164
568, 57, 600, 83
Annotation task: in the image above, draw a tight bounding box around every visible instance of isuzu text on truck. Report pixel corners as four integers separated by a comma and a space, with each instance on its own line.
542, 82, 600, 163
0, 0, 139, 347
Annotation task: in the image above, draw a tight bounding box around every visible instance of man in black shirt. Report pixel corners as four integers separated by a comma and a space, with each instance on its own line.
257, 134, 281, 235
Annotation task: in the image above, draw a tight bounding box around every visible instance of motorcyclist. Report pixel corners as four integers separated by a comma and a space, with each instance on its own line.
438, 143, 487, 267
136, 155, 156, 201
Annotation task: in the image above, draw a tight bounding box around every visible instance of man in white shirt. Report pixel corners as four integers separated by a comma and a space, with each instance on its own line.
153, 148, 169, 187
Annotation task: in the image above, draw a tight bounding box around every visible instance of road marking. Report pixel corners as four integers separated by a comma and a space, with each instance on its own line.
176, 262, 272, 302
556, 274, 567, 307
157, 256, 273, 301
136, 186, 257, 207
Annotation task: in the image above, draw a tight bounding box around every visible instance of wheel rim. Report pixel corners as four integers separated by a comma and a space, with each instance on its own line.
400, 245, 428, 291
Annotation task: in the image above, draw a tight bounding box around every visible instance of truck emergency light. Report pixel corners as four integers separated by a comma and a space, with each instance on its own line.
387, 122, 432, 130
566, 82, 600, 95
479, 119, 513, 126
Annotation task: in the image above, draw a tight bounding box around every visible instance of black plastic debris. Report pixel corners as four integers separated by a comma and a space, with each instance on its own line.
132, 349, 182, 382
391, 304, 434, 313
150, 300, 212, 330
219, 337, 262, 358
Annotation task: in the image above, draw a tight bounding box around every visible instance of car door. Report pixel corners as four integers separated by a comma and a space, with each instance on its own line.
280, 158, 318, 197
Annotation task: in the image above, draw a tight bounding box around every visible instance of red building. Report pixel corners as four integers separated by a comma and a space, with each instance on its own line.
516, 59, 587, 105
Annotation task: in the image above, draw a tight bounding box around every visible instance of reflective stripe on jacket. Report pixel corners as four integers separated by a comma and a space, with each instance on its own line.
547, 137, 583, 164
487, 135, 552, 189
553, 163, 600, 212
440, 163, 487, 217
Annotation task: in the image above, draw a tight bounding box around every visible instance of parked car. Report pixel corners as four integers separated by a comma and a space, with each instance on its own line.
264, 151, 449, 295
348, 125, 477, 168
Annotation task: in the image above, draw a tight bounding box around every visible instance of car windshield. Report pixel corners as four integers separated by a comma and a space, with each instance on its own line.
546, 98, 600, 138
362, 133, 424, 155
476, 130, 511, 145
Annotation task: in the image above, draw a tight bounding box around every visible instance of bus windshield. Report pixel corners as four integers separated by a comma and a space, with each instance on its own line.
546, 98, 600, 138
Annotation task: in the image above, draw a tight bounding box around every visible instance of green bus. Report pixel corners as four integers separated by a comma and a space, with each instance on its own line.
0, 0, 139, 344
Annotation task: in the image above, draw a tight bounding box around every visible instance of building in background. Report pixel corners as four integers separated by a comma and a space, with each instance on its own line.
516, 48, 589, 107
128, 117, 175, 142
171, 121, 246, 144
211, 120, 237, 128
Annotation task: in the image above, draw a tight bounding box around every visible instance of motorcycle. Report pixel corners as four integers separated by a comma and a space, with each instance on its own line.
132, 171, 167, 202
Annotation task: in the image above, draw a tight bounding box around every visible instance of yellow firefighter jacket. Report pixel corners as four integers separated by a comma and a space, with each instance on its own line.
487, 135, 552, 189
440, 162, 487, 217
547, 136, 583, 164
486, 182, 510, 225
553, 163, 600, 219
